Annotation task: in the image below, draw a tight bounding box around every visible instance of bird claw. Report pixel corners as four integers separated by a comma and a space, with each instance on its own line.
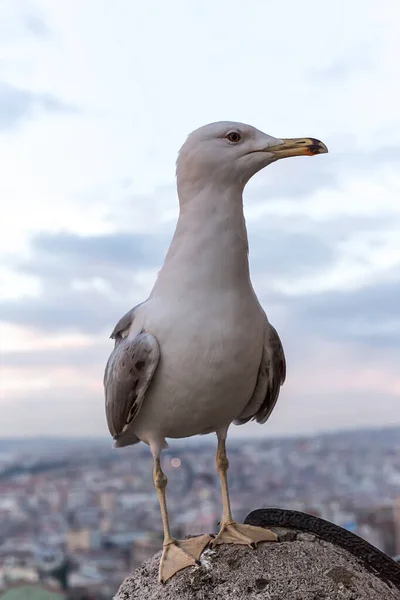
158, 534, 213, 583
210, 522, 277, 548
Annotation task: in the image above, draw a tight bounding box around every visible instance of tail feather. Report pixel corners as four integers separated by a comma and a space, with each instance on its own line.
113, 430, 141, 448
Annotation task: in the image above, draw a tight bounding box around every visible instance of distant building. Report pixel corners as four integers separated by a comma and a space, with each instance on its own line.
66, 529, 101, 552
99, 491, 117, 512
0, 566, 38, 587
394, 497, 400, 555
0, 584, 66, 599
130, 536, 162, 570
361, 504, 396, 556
34, 543, 71, 592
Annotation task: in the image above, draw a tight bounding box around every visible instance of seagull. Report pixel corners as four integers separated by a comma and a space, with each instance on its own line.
104, 121, 328, 583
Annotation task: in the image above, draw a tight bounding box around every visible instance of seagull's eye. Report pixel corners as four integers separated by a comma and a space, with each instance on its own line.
226, 131, 242, 143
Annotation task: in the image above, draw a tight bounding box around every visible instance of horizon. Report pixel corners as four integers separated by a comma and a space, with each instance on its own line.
0, 423, 398, 444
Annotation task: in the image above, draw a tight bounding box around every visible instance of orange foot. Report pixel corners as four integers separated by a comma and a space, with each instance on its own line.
159, 534, 213, 583
210, 522, 277, 548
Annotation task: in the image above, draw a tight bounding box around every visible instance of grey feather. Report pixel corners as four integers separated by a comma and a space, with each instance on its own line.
104, 331, 160, 440
234, 322, 286, 426
109, 302, 144, 342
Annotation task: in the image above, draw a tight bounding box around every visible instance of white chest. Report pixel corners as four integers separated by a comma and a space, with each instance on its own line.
131, 292, 264, 440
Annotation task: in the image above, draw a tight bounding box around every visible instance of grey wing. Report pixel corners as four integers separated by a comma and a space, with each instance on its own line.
234, 322, 286, 426
104, 331, 160, 439
109, 302, 145, 342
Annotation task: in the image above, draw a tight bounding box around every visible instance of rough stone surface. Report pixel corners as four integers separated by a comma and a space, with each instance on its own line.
114, 528, 400, 600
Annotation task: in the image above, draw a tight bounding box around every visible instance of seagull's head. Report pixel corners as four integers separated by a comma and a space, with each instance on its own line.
176, 121, 328, 195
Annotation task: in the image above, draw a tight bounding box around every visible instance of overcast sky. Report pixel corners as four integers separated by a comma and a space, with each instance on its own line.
1, 0, 400, 439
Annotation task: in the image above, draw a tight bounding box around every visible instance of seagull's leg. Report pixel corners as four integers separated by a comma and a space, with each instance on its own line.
210, 428, 277, 548
152, 449, 212, 583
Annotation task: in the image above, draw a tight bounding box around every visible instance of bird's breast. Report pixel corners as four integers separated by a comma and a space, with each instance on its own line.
132, 291, 264, 439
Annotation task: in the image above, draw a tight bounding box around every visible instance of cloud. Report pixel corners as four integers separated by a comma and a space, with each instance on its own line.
249, 142, 400, 207
0, 4, 51, 43
0, 391, 107, 437
250, 226, 335, 276
310, 55, 371, 82
0, 216, 339, 335
266, 388, 400, 435
0, 230, 169, 333
1, 343, 107, 369
308, 42, 374, 82
1, 290, 123, 334
289, 271, 400, 347
0, 0, 398, 441
23, 13, 51, 38
0, 82, 79, 131
20, 230, 169, 277
2, 190, 400, 342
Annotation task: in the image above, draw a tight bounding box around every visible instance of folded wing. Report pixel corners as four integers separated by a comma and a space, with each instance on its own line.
104, 311, 160, 439
234, 322, 286, 426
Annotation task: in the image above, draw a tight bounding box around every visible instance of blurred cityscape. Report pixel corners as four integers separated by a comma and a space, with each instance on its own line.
0, 426, 399, 599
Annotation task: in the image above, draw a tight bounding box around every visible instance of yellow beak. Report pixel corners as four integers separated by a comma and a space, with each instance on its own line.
266, 137, 328, 159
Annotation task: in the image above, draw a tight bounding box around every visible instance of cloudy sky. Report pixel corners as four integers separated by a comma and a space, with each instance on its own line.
1, 0, 400, 439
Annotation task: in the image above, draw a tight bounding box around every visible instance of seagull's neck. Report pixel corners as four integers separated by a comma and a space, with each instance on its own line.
152, 182, 251, 296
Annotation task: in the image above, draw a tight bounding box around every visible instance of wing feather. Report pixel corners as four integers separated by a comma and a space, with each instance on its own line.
234, 322, 286, 426
104, 328, 160, 439
109, 302, 144, 341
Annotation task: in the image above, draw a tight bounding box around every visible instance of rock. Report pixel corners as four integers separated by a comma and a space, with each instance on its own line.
115, 525, 400, 600
295, 532, 317, 543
